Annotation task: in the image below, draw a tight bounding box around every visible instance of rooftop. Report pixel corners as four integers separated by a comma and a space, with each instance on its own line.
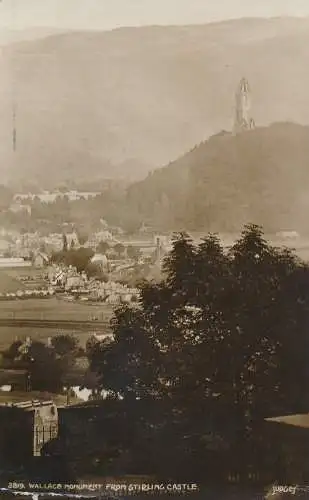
11, 399, 55, 411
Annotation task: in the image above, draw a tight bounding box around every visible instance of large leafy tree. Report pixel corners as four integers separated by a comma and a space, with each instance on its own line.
97, 241, 110, 254
126, 245, 141, 261
114, 243, 125, 258
21, 341, 63, 392
51, 247, 94, 273
87, 224, 309, 479
3, 335, 82, 394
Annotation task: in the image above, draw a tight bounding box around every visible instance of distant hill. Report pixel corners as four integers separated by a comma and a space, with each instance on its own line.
126, 123, 309, 234
0, 27, 68, 46
1, 17, 309, 184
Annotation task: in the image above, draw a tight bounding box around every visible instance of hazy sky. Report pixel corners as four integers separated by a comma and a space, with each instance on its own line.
0, 0, 309, 31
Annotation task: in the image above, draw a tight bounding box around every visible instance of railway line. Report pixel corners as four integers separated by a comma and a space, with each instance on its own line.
0, 318, 110, 331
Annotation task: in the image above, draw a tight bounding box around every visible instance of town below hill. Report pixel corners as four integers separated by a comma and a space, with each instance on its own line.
0, 228, 168, 303
0, 225, 308, 488
2, 122, 309, 239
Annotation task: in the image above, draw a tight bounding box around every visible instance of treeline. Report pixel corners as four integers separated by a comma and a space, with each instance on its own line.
5, 189, 135, 235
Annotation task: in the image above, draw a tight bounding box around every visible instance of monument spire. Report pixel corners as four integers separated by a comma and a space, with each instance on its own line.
234, 77, 255, 134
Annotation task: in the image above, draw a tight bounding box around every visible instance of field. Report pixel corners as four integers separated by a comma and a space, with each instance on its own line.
0, 270, 26, 293
0, 298, 115, 350
0, 267, 46, 292
0, 297, 114, 321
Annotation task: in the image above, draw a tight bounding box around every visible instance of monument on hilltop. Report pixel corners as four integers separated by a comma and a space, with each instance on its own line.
234, 77, 255, 134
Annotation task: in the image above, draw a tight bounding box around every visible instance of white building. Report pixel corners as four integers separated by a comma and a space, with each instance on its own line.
0, 257, 31, 268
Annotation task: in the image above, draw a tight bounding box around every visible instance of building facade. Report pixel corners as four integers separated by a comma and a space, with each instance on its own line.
0, 399, 58, 464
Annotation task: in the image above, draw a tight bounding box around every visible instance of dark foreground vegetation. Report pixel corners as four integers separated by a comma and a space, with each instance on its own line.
55, 224, 309, 486
2, 224, 309, 490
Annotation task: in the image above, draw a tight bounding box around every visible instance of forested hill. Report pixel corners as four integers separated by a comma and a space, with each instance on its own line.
126, 123, 309, 233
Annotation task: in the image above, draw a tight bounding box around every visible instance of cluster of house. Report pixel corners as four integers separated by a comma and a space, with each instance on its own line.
0, 221, 171, 260
11, 230, 124, 259
0, 288, 54, 301
48, 264, 139, 304
13, 190, 101, 203
49, 265, 87, 290
86, 280, 140, 305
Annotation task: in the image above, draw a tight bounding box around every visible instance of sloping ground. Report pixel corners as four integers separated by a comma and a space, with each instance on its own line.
2, 18, 309, 185
126, 123, 309, 234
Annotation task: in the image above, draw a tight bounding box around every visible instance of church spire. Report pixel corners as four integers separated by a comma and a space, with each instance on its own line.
234, 77, 255, 134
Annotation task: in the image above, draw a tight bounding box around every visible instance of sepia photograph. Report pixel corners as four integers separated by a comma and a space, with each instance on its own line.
0, 0, 309, 498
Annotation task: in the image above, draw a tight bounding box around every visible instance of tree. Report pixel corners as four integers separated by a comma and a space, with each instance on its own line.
77, 231, 88, 246
114, 243, 125, 258
62, 233, 68, 252
65, 248, 94, 273
162, 231, 196, 303
21, 341, 63, 393
86, 262, 108, 281
86, 335, 100, 358
51, 334, 79, 357
126, 245, 141, 261
50, 247, 94, 273
97, 241, 110, 254
50, 250, 66, 265
51, 335, 80, 399
4, 335, 81, 394
2, 340, 23, 363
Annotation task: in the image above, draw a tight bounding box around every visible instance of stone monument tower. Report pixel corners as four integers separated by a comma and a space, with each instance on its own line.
234, 78, 255, 134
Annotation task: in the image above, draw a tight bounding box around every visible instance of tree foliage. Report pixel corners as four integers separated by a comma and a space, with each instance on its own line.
126, 245, 141, 261
97, 241, 110, 254
77, 231, 89, 246
51, 334, 79, 357
62, 233, 68, 252
85, 262, 108, 281
87, 224, 309, 480
114, 243, 125, 258
51, 247, 94, 273
3, 334, 81, 393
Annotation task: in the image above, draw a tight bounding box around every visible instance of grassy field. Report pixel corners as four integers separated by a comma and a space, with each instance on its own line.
0, 298, 115, 350
0, 297, 114, 321
0, 268, 47, 292
1, 267, 41, 279
0, 270, 26, 293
